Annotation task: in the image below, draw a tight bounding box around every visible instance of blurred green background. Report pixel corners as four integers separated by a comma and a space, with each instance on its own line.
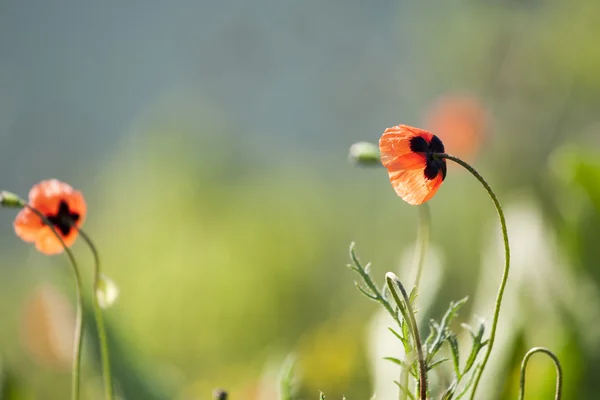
1, 0, 600, 399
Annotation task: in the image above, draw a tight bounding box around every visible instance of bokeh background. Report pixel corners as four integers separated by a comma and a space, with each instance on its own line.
1, 1, 600, 399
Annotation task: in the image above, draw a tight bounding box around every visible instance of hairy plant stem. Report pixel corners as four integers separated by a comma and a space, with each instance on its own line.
436, 153, 510, 400
76, 228, 114, 400
399, 203, 431, 400
386, 273, 427, 400
518, 347, 562, 400
24, 204, 84, 400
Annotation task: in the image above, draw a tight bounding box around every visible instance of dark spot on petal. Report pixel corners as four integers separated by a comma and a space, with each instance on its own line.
424, 158, 446, 181
409, 136, 429, 153
429, 135, 445, 153
410, 132, 447, 181
46, 200, 79, 236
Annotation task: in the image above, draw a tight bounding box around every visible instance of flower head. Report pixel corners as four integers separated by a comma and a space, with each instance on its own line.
14, 179, 86, 255
379, 125, 446, 205
424, 93, 487, 161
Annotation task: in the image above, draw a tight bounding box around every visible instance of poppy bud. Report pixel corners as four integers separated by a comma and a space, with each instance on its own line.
95, 274, 119, 309
349, 141, 381, 166
0, 191, 24, 208
213, 389, 228, 400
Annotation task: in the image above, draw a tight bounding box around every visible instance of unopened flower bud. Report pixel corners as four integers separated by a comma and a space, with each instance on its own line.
95, 274, 119, 309
348, 142, 381, 166
0, 191, 24, 208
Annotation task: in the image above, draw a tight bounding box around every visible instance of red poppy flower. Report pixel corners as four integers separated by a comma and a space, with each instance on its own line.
424, 93, 488, 162
14, 180, 86, 255
379, 125, 446, 205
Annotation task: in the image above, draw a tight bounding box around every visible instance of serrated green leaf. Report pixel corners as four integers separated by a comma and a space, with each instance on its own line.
388, 327, 409, 349
384, 357, 409, 369
409, 286, 419, 305
355, 282, 377, 300
462, 322, 488, 375
428, 357, 449, 370
384, 357, 418, 378
447, 334, 461, 379
402, 320, 410, 345
427, 297, 469, 363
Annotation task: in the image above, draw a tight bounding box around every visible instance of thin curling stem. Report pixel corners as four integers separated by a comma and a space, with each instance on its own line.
24, 204, 84, 400
437, 153, 510, 400
518, 347, 562, 400
76, 228, 114, 400
413, 203, 431, 291
386, 273, 428, 400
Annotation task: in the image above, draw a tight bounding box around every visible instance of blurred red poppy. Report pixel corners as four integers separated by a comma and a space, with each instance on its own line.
14, 179, 86, 255
379, 125, 446, 205
425, 93, 487, 161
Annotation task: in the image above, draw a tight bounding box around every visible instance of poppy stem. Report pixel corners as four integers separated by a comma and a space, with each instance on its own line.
386, 273, 428, 400
24, 204, 84, 400
437, 153, 510, 400
413, 203, 431, 291
75, 228, 114, 400
518, 347, 563, 400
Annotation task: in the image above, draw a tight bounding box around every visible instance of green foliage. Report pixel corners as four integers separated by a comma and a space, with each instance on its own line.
348, 245, 493, 399
279, 356, 297, 400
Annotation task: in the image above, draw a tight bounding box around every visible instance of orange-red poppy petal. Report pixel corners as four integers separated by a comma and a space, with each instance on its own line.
380, 125, 434, 170
387, 167, 444, 205
13, 179, 87, 255
28, 180, 86, 220
14, 208, 45, 243
35, 228, 78, 255
379, 124, 446, 205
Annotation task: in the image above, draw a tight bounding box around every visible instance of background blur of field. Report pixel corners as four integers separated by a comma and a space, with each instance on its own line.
1, 1, 600, 399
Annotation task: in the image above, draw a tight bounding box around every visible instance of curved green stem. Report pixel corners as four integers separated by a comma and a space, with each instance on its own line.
386, 273, 428, 400
437, 154, 510, 400
413, 203, 431, 291
75, 228, 114, 400
24, 205, 84, 400
518, 347, 562, 400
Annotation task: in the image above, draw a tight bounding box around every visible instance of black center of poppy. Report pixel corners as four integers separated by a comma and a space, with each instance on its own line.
409, 135, 447, 181
46, 200, 80, 236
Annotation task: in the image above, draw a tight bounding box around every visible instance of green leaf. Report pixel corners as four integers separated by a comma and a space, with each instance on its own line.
319, 392, 326, 400
456, 364, 481, 400
447, 334, 461, 379
408, 286, 419, 306
388, 327, 409, 349
384, 357, 409, 369
441, 379, 458, 400
354, 282, 377, 300
462, 321, 486, 375
393, 381, 416, 400
428, 357, 449, 371
402, 320, 410, 347
427, 297, 468, 362
279, 355, 297, 400
384, 357, 417, 378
